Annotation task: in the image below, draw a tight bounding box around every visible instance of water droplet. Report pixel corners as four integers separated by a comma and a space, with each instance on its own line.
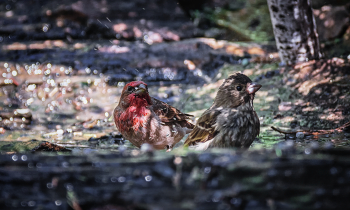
61, 162, 69, 167
28, 201, 36, 207
230, 198, 242, 205
21, 201, 26, 207
212, 197, 220, 202
42, 25, 49, 32
21, 155, 27, 161
12, 155, 18, 161
65, 183, 73, 191
304, 148, 311, 155
55, 200, 62, 206
47, 183, 53, 189
330, 167, 338, 175
145, 175, 152, 182
204, 167, 211, 174
118, 176, 126, 183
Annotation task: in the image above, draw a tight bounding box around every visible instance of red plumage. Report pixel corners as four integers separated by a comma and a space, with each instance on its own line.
114, 81, 194, 151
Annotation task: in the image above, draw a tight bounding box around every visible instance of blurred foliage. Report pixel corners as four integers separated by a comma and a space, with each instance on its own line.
199, 0, 274, 41
0, 140, 39, 153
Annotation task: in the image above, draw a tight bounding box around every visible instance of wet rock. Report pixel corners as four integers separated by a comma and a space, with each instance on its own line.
88, 133, 125, 147
1, 148, 350, 209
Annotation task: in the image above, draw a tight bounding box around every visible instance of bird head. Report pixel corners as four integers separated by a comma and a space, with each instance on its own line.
214, 73, 261, 108
119, 81, 152, 107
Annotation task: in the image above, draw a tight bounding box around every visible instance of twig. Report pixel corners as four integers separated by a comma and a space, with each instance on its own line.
271, 121, 350, 137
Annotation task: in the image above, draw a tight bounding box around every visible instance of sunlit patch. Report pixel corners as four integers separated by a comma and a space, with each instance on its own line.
113, 23, 127, 33
247, 47, 265, 56
100, 45, 130, 53
184, 59, 196, 70
265, 96, 276, 102
26, 98, 34, 105
57, 129, 64, 135
226, 44, 244, 56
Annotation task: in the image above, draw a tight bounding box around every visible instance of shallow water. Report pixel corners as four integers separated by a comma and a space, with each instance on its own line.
0, 63, 349, 153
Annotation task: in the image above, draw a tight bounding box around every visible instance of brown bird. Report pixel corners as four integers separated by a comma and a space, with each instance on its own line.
114, 81, 194, 151
184, 73, 261, 150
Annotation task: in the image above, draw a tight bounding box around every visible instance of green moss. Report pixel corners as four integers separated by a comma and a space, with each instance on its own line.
0, 141, 40, 153
207, 0, 274, 41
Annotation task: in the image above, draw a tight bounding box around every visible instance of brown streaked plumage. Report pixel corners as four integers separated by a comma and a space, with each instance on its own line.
114, 81, 194, 151
184, 73, 261, 150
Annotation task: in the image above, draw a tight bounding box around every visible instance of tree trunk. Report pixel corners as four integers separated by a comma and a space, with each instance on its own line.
267, 0, 323, 64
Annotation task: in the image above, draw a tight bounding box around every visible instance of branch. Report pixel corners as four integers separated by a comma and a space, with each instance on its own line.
271, 121, 350, 137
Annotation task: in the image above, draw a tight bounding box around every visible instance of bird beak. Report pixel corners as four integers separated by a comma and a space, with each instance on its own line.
134, 84, 147, 95
247, 83, 262, 94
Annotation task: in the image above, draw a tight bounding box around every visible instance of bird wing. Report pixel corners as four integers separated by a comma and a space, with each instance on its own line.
151, 97, 194, 129
183, 108, 221, 146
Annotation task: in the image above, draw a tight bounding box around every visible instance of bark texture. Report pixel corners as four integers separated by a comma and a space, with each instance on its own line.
267, 0, 323, 64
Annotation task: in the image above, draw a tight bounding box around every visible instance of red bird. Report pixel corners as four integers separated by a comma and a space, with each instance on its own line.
114, 81, 194, 151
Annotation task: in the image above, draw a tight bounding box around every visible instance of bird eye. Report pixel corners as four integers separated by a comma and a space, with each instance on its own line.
236, 86, 242, 91
127, 86, 134, 92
